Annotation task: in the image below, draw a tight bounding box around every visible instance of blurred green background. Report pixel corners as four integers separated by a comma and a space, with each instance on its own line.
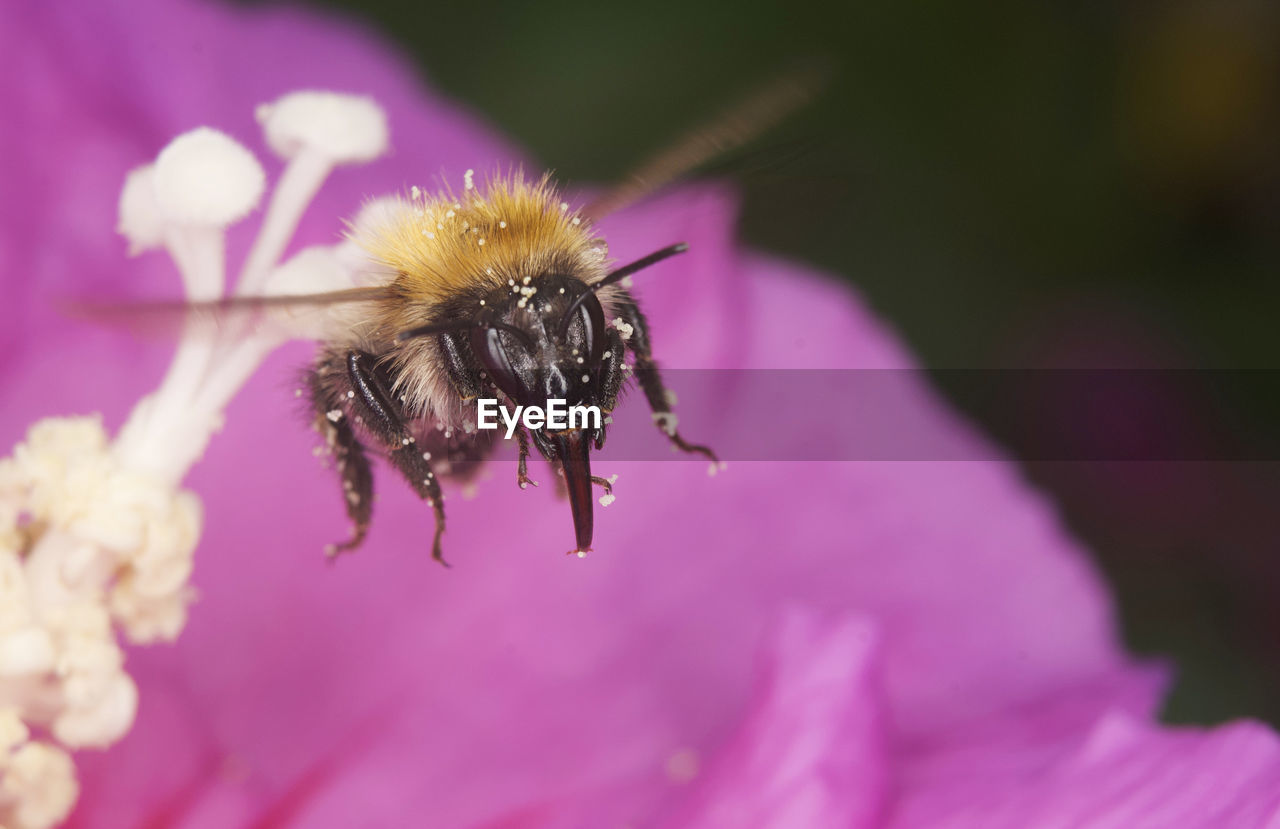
267, 0, 1279, 726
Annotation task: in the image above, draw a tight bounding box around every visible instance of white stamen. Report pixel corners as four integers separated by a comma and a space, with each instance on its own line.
260, 246, 358, 339
152, 128, 264, 226
116, 166, 164, 255
259, 91, 389, 163
7, 91, 404, 825
239, 93, 388, 297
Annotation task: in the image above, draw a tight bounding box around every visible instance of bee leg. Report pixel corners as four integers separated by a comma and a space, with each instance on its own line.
344, 350, 450, 567
515, 427, 539, 489
309, 366, 375, 557
438, 329, 486, 398
613, 294, 719, 463
598, 328, 627, 413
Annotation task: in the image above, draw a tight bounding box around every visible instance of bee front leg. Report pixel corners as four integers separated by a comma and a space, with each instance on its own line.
344, 350, 450, 566
309, 361, 375, 557
613, 294, 719, 464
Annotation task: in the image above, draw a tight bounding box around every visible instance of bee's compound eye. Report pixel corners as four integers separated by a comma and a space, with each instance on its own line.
568, 289, 607, 364
471, 325, 526, 403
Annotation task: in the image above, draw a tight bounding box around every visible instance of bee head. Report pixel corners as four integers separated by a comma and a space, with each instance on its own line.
468, 273, 608, 420
462, 274, 613, 553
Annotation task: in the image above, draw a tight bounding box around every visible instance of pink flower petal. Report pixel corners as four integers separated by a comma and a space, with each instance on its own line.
892, 712, 1280, 827
665, 610, 887, 829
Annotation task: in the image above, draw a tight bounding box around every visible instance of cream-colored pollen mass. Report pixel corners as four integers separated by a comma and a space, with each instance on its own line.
3, 89, 392, 824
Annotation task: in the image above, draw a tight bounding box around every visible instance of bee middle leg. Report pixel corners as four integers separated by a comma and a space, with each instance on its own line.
342, 350, 450, 565
612, 293, 719, 464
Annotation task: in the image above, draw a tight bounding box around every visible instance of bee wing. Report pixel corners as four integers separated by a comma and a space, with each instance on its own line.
581, 63, 827, 222
63, 286, 394, 340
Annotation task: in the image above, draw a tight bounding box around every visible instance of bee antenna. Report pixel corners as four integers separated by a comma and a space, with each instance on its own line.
397, 319, 535, 352
559, 242, 689, 337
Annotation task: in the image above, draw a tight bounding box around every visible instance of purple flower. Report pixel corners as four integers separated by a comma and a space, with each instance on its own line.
3, 0, 1280, 826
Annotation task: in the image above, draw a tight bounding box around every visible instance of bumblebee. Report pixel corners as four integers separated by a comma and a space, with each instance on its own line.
310, 172, 714, 562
